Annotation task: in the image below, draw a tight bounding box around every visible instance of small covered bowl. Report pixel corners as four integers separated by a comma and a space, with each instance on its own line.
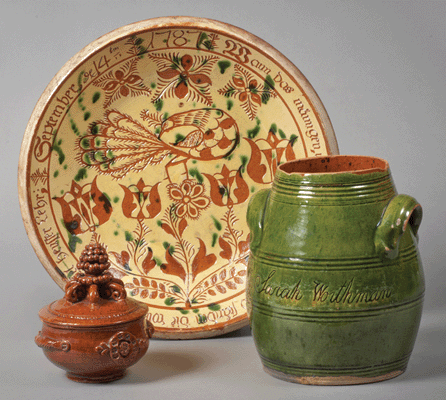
35, 243, 154, 383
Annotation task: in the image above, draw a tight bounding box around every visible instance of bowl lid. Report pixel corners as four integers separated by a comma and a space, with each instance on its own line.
39, 297, 147, 328
39, 243, 147, 327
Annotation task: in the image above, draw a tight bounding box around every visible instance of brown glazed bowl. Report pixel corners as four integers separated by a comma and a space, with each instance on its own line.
35, 243, 154, 383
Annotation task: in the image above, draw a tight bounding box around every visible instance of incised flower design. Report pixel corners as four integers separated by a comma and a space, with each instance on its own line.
218, 64, 277, 120
167, 180, 210, 219
93, 59, 151, 107
150, 53, 218, 105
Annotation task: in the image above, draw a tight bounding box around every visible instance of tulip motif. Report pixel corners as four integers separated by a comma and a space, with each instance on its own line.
246, 129, 297, 184
120, 178, 161, 221
54, 177, 112, 236
203, 165, 250, 208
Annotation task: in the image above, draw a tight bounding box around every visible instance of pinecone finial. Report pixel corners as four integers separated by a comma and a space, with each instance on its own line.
64, 243, 126, 304
77, 243, 110, 276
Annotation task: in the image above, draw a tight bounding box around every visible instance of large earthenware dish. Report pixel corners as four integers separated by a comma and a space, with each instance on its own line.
19, 16, 338, 338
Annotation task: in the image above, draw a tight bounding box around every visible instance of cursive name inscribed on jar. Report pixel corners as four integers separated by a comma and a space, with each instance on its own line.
255, 270, 303, 301
313, 279, 392, 305
255, 271, 392, 305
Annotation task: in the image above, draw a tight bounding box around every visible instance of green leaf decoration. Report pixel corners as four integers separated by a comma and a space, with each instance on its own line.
171, 285, 182, 294
218, 60, 231, 74
208, 303, 221, 311
164, 297, 176, 306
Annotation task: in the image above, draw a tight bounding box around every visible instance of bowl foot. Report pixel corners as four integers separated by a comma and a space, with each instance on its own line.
66, 370, 126, 383
263, 366, 405, 386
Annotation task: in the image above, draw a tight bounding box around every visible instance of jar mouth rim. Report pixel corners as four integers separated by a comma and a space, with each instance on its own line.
278, 155, 389, 175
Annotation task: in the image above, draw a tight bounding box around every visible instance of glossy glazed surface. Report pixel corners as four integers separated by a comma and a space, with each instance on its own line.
247, 155, 424, 384
36, 318, 150, 383
35, 244, 152, 383
19, 17, 338, 338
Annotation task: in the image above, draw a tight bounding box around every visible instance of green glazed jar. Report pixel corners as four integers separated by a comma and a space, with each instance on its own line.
246, 155, 424, 385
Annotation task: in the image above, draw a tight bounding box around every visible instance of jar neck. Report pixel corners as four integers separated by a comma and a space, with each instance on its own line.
272, 156, 395, 205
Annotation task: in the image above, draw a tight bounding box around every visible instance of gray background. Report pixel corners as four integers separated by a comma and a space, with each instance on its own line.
1, 1, 445, 399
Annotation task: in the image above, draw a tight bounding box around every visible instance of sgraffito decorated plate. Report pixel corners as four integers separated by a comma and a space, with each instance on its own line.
19, 17, 338, 338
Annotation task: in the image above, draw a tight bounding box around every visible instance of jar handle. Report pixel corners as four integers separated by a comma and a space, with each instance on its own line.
375, 194, 422, 260
247, 188, 271, 252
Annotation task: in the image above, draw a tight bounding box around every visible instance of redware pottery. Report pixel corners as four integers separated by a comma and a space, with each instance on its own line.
246, 155, 424, 385
18, 16, 338, 339
35, 243, 153, 383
